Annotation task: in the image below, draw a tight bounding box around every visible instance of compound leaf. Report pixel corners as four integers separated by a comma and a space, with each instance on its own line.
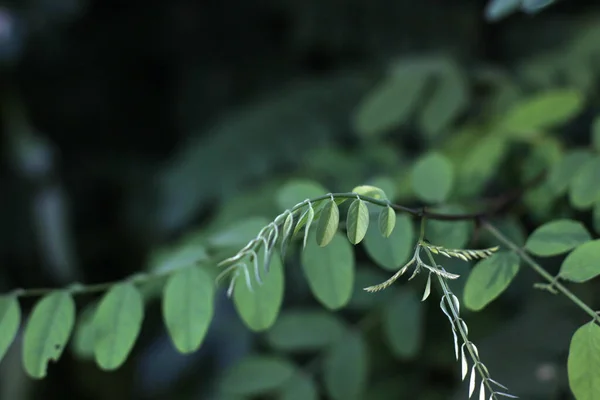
411, 152, 454, 203
568, 322, 600, 400
525, 219, 591, 257
0, 296, 20, 364
559, 239, 600, 283
23, 291, 75, 378
346, 199, 369, 244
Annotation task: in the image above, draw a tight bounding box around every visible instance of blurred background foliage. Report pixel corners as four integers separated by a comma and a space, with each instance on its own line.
1, 0, 600, 399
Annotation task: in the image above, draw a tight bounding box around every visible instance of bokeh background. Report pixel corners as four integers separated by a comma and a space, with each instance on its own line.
1, 0, 599, 399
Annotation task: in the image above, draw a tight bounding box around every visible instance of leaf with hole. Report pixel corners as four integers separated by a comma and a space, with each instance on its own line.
219, 355, 295, 396
463, 251, 520, 311
302, 232, 354, 310
163, 266, 214, 353
346, 199, 369, 244
316, 199, 340, 247
323, 331, 368, 400
567, 321, 600, 400
93, 283, 144, 370
234, 252, 284, 331
364, 213, 413, 271
22, 291, 75, 378
559, 239, 600, 283
411, 152, 454, 203
569, 156, 600, 209
266, 310, 345, 351
378, 206, 396, 238
525, 219, 591, 257
0, 296, 20, 365
383, 288, 423, 359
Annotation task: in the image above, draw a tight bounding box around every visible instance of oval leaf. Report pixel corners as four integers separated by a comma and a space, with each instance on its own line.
323, 331, 368, 400
219, 355, 295, 396
411, 152, 454, 203
569, 156, 600, 209
316, 200, 340, 247
346, 199, 369, 244
233, 252, 284, 331
163, 266, 214, 353
364, 213, 413, 271
23, 291, 75, 378
266, 310, 346, 351
0, 296, 20, 364
352, 185, 388, 200
463, 251, 520, 311
378, 206, 397, 238
525, 219, 591, 257
559, 239, 600, 283
93, 282, 144, 370
568, 321, 600, 400
383, 288, 423, 359
302, 232, 355, 310
71, 301, 98, 360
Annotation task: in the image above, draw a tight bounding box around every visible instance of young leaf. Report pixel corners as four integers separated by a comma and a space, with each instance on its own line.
346, 199, 369, 244
463, 251, 520, 311
219, 355, 295, 396
569, 156, 600, 209
567, 321, 600, 400
411, 152, 454, 203
316, 199, 340, 247
525, 219, 591, 257
266, 310, 345, 351
276, 180, 327, 210
547, 149, 594, 196
233, 252, 284, 331
22, 291, 75, 378
559, 239, 600, 283
163, 266, 214, 353
279, 372, 318, 400
382, 288, 423, 359
352, 185, 388, 200
301, 232, 355, 310
281, 211, 294, 257
93, 282, 144, 370
0, 296, 20, 364
364, 214, 414, 271
323, 331, 368, 400
378, 206, 396, 238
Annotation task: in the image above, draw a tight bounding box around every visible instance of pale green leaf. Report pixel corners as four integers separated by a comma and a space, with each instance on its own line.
0, 296, 20, 364
547, 149, 594, 196
525, 219, 591, 257
23, 291, 75, 378
425, 205, 471, 249
93, 283, 144, 370
411, 152, 454, 203
352, 185, 388, 200
316, 200, 340, 247
568, 322, 600, 400
233, 252, 284, 331
346, 199, 369, 244
277, 180, 327, 210
219, 355, 295, 396
364, 213, 413, 271
559, 239, 600, 283
163, 266, 214, 353
323, 331, 368, 400
569, 156, 600, 209
301, 232, 355, 310
378, 206, 397, 238
367, 177, 398, 201
593, 116, 600, 152
266, 310, 345, 351
383, 288, 423, 359
463, 251, 520, 311
500, 89, 584, 138
71, 301, 98, 360
280, 372, 318, 400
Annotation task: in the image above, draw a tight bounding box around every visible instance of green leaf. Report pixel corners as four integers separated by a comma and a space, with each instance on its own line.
93, 283, 144, 370
352, 185, 388, 200
569, 156, 600, 209
279, 372, 318, 400
219, 355, 295, 396
525, 219, 591, 257
163, 266, 214, 353
559, 239, 600, 283
382, 288, 423, 359
71, 301, 98, 360
210, 217, 271, 249
378, 206, 397, 238
277, 180, 327, 210
411, 152, 454, 203
22, 291, 75, 378
547, 149, 594, 196
323, 331, 368, 400
456, 135, 508, 197
233, 252, 284, 331
594, 202, 600, 235
266, 310, 345, 351
302, 232, 354, 310
346, 199, 369, 244
463, 251, 520, 311
316, 199, 340, 247
568, 321, 600, 400
0, 296, 20, 364
592, 115, 600, 152
364, 214, 413, 271
500, 89, 584, 138
425, 205, 471, 249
